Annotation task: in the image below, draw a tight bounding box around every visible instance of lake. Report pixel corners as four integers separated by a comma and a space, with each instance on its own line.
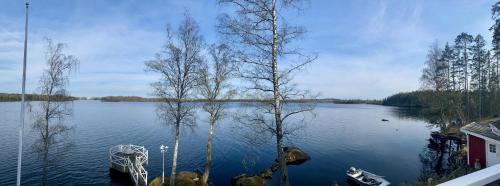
0, 101, 436, 185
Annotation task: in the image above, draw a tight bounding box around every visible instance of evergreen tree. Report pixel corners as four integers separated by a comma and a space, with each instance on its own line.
442, 43, 455, 91
454, 33, 474, 121
442, 43, 463, 121
491, 2, 500, 115
471, 35, 487, 119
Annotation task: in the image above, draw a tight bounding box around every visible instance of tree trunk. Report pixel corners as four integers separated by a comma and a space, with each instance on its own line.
497, 55, 500, 114
202, 113, 216, 186
170, 102, 182, 186
42, 145, 49, 186
170, 121, 180, 186
479, 58, 482, 120
45, 91, 51, 140
439, 91, 445, 122
271, 1, 289, 185
464, 43, 469, 122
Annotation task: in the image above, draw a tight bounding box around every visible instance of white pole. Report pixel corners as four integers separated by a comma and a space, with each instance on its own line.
162, 149, 164, 184
17, 1, 29, 186
160, 145, 168, 184
160, 145, 164, 184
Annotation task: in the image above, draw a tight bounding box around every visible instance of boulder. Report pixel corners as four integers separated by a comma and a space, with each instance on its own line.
258, 168, 273, 179
148, 171, 201, 186
231, 174, 266, 186
148, 176, 165, 186
258, 146, 311, 179
283, 146, 311, 165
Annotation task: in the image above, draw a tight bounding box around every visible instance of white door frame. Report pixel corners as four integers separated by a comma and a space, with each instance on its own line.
486, 141, 499, 167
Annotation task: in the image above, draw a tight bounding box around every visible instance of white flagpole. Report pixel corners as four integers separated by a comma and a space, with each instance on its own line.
17, 1, 29, 185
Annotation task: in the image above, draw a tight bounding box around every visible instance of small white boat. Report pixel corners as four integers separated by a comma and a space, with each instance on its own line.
346, 167, 390, 186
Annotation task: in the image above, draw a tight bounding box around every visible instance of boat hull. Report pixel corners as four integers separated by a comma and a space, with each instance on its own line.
346, 167, 390, 186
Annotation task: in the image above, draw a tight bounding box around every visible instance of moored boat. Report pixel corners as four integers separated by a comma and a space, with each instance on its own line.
346, 167, 390, 186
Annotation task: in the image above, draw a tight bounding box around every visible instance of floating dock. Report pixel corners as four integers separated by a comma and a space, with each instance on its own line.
109, 144, 148, 186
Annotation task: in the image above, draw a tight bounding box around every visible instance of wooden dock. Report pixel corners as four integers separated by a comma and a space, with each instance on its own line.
109, 144, 148, 186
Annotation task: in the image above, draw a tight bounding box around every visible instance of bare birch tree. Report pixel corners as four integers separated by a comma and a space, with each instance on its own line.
145, 13, 202, 186
421, 41, 448, 121
197, 43, 236, 186
31, 38, 79, 185
218, 0, 316, 185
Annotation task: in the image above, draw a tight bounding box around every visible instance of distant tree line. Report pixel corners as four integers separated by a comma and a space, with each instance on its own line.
0, 93, 79, 102
99, 96, 162, 102
91, 96, 382, 104
382, 91, 430, 107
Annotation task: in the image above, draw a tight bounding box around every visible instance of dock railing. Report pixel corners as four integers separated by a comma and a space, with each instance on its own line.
109, 144, 148, 186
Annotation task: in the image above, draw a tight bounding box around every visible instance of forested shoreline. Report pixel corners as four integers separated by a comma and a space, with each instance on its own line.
99, 96, 381, 104
382, 91, 427, 107
0, 93, 80, 102
416, 10, 500, 122
0, 93, 381, 104
384, 3, 500, 124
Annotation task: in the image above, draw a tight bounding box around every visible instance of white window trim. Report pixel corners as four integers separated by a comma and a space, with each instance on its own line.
490, 144, 497, 153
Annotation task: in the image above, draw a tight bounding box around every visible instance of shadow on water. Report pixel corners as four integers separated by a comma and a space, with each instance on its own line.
390, 107, 443, 126
417, 132, 464, 181
390, 107, 466, 184
109, 169, 135, 186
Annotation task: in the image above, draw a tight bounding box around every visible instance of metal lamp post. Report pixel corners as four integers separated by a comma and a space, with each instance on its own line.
160, 145, 168, 184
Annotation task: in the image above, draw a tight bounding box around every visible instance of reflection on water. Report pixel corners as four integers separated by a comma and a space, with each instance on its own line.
0, 102, 447, 185
417, 132, 464, 181
391, 107, 442, 126
29, 101, 75, 186
392, 107, 466, 183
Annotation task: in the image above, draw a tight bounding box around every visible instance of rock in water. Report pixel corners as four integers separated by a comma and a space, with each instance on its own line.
259, 168, 273, 179
258, 146, 311, 179
232, 174, 266, 186
283, 146, 311, 165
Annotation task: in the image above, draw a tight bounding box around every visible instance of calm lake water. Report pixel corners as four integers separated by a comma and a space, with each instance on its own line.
0, 101, 436, 186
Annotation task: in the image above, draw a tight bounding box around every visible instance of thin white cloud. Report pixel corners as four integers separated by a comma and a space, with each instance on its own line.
295, 52, 421, 99
0, 6, 165, 96
0, 1, 497, 99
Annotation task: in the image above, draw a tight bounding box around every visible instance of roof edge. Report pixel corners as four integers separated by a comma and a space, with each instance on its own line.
461, 124, 500, 143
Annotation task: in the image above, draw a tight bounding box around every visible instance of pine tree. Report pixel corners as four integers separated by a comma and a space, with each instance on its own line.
455, 33, 474, 121
471, 35, 487, 119
491, 2, 500, 115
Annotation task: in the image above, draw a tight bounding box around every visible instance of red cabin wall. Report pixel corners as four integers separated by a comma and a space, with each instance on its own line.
468, 134, 486, 168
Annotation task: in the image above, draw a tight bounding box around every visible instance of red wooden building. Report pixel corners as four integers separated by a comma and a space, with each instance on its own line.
461, 119, 500, 168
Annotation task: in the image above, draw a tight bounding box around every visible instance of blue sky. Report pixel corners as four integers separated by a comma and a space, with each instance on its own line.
0, 0, 496, 99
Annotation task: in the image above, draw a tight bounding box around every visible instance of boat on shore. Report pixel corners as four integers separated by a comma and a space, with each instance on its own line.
346, 167, 390, 186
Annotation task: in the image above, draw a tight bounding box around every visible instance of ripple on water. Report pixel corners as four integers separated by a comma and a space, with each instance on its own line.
0, 102, 434, 185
